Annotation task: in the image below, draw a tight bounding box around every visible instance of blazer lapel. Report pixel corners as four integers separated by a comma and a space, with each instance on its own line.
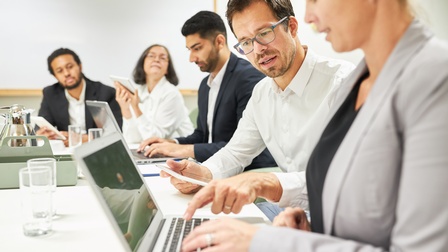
321, 20, 433, 234
198, 80, 210, 142
57, 87, 70, 128
84, 80, 96, 129
213, 53, 237, 119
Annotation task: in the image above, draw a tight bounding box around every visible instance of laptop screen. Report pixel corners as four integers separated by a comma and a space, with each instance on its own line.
86, 100, 122, 136
82, 137, 156, 251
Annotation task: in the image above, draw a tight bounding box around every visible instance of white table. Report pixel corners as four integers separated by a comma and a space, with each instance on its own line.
0, 182, 124, 252
0, 171, 269, 251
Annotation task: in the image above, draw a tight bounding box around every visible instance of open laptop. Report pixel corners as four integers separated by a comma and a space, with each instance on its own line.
72, 132, 213, 252
86, 100, 179, 164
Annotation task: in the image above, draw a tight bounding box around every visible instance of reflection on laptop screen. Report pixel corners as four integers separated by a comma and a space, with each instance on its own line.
82, 139, 156, 251
86, 100, 122, 136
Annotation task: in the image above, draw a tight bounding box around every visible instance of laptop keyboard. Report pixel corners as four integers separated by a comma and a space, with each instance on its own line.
162, 217, 209, 252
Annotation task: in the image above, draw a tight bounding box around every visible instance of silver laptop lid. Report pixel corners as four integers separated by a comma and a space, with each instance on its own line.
72, 132, 163, 252
86, 100, 122, 136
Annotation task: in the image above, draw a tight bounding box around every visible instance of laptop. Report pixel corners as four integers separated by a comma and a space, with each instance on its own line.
72, 132, 213, 252
86, 100, 179, 164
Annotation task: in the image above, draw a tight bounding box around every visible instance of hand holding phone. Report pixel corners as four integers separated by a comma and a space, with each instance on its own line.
155, 164, 209, 187
110, 75, 136, 94
31, 116, 67, 140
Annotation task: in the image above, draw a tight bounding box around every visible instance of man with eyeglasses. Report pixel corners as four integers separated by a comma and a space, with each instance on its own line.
164, 0, 354, 222
138, 11, 276, 169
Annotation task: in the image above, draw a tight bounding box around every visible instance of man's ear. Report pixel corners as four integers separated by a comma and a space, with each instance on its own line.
215, 34, 226, 49
288, 16, 299, 38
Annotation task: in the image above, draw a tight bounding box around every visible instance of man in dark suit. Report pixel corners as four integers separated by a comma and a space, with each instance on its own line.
37, 48, 122, 146
138, 11, 276, 170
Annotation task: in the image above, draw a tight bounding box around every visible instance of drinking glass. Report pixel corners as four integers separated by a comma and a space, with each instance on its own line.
68, 125, 82, 148
19, 166, 53, 236
88, 128, 103, 142
27, 158, 57, 215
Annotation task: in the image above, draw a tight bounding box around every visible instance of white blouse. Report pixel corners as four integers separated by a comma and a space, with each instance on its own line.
122, 77, 194, 144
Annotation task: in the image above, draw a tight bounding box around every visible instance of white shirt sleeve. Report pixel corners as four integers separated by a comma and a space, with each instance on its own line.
202, 96, 267, 179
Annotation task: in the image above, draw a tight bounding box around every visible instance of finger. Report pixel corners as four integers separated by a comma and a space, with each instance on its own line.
166, 158, 188, 173
160, 170, 171, 178
170, 177, 200, 194
222, 195, 236, 214
182, 219, 217, 244
284, 215, 299, 229
183, 183, 216, 220
232, 187, 255, 214
231, 196, 247, 214
272, 211, 286, 226
182, 232, 221, 252
178, 183, 201, 194
211, 184, 227, 214
138, 139, 151, 151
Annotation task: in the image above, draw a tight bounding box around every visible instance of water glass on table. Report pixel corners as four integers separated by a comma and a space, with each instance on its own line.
68, 124, 83, 149
19, 166, 53, 236
27, 158, 57, 215
88, 128, 103, 142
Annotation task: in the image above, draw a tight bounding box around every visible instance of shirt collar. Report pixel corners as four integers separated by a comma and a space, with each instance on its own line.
65, 78, 86, 103
207, 57, 230, 87
270, 46, 317, 98
138, 76, 167, 102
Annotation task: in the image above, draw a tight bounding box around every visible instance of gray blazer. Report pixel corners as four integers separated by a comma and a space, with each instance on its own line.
251, 20, 448, 251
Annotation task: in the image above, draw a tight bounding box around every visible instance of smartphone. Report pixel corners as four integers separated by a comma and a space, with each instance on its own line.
31, 116, 67, 140
110, 75, 136, 94
155, 164, 209, 186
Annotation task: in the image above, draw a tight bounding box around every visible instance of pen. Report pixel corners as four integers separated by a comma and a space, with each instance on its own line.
142, 173, 160, 177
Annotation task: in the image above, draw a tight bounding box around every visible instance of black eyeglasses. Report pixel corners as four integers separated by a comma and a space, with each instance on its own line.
234, 16, 289, 55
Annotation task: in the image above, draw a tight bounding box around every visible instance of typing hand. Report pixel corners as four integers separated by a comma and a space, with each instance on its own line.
272, 207, 310, 231
181, 218, 258, 252
144, 142, 193, 158
137, 137, 174, 152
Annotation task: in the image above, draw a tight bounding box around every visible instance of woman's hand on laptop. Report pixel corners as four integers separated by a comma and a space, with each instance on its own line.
162, 159, 212, 194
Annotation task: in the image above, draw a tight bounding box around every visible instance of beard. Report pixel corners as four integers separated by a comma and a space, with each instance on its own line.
257, 46, 296, 78
64, 73, 83, 90
199, 47, 220, 73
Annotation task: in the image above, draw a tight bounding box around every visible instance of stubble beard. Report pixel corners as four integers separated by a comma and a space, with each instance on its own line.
259, 46, 296, 78
64, 73, 83, 90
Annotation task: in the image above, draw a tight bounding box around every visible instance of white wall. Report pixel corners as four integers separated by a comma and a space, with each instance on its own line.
216, 0, 448, 66
0, 0, 213, 90
0, 0, 446, 91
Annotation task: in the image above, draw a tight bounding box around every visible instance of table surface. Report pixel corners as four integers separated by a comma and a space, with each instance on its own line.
0, 165, 269, 252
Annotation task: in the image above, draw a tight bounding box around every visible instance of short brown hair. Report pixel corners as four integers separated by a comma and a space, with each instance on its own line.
226, 0, 295, 35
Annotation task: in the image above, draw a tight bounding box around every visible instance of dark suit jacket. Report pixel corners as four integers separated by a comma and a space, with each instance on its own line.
176, 53, 276, 170
38, 77, 122, 131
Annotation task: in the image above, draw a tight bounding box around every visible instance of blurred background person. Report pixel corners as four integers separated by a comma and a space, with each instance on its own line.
37, 47, 122, 146
115, 44, 193, 144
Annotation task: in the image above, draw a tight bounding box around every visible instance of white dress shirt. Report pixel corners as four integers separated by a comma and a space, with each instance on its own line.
206, 59, 229, 143
122, 77, 194, 144
202, 48, 355, 209
65, 79, 86, 131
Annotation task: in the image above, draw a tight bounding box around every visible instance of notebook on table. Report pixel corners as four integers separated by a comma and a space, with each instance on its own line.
85, 100, 180, 164
72, 132, 216, 252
